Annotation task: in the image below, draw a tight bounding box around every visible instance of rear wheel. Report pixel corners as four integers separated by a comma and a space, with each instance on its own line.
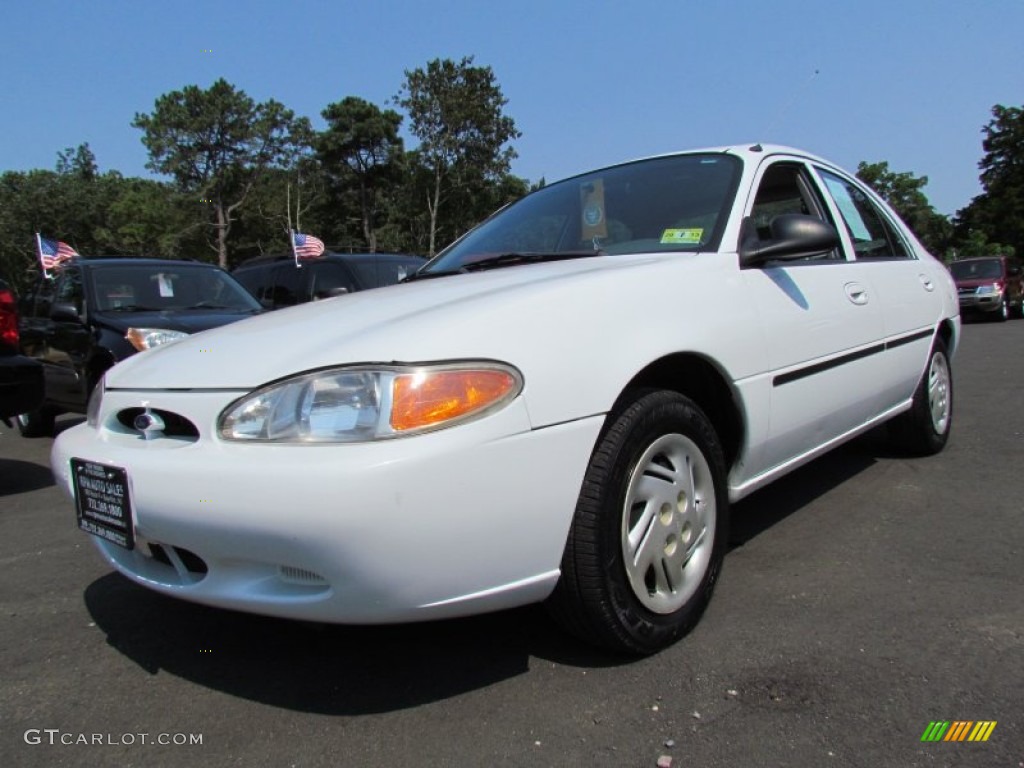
548, 389, 729, 655
889, 337, 952, 456
16, 408, 56, 438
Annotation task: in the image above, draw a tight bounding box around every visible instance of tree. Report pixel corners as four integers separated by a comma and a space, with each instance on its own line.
0, 145, 127, 288
396, 56, 521, 255
93, 178, 203, 259
954, 104, 1024, 258
132, 78, 310, 267
56, 143, 98, 181
856, 161, 951, 254
317, 97, 404, 253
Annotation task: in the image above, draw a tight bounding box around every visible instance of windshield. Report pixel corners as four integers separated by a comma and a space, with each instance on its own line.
424, 153, 742, 274
949, 259, 1003, 281
89, 265, 261, 312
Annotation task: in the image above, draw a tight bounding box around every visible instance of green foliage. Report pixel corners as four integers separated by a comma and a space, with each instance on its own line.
950, 228, 1014, 261
396, 56, 522, 255
317, 97, 404, 252
0, 67, 533, 280
132, 78, 311, 267
855, 161, 951, 254
954, 104, 1024, 258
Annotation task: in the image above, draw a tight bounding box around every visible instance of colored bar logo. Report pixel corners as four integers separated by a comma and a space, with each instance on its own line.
921, 721, 996, 742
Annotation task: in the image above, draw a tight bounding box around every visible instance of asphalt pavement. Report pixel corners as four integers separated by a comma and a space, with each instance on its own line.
1, 319, 1022, 768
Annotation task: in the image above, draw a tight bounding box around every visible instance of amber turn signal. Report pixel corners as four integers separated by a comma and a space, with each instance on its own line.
390, 368, 519, 432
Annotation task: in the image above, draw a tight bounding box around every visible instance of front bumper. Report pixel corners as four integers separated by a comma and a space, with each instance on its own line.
52, 387, 603, 623
957, 289, 1003, 313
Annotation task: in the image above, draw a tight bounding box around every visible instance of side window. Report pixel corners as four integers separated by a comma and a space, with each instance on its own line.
307, 263, 357, 300
269, 264, 302, 307
817, 169, 911, 260
33, 277, 57, 318
18, 280, 42, 317
749, 162, 839, 260
54, 270, 84, 314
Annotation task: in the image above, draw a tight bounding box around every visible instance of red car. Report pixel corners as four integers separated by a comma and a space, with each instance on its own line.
949, 255, 1024, 321
0, 279, 43, 426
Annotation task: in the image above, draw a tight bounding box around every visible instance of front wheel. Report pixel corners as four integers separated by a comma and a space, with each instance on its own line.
889, 336, 952, 456
547, 390, 729, 655
16, 408, 55, 438
997, 296, 1010, 322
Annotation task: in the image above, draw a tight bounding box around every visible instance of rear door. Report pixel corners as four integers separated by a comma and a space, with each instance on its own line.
812, 167, 943, 407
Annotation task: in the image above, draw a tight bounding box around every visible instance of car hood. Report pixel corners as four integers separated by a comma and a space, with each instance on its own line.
94, 308, 262, 335
104, 255, 676, 391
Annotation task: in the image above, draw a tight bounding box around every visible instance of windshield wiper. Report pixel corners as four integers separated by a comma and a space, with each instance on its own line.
463, 250, 604, 271
405, 250, 604, 282
103, 304, 162, 312
187, 302, 247, 310
401, 267, 468, 283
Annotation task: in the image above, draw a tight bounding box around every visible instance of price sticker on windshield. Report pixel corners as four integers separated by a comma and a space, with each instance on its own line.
660, 228, 703, 245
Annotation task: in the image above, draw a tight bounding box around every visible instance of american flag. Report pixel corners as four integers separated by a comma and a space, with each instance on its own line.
291, 231, 325, 260
38, 236, 79, 270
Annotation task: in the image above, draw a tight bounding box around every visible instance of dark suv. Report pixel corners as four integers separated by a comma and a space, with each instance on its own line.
949, 255, 1024, 321
17, 258, 261, 436
232, 252, 425, 310
0, 278, 43, 426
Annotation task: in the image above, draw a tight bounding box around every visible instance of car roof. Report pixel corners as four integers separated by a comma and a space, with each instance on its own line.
562, 143, 831, 179
73, 258, 223, 269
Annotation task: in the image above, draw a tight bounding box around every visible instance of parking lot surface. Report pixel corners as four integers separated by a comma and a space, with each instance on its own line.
1, 321, 1021, 768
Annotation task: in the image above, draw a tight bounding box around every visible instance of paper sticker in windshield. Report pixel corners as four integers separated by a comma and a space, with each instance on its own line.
156, 273, 175, 297
660, 228, 703, 245
580, 180, 608, 240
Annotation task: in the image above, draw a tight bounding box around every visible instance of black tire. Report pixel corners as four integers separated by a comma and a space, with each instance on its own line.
996, 297, 1010, 322
16, 408, 56, 438
889, 336, 952, 456
547, 389, 729, 655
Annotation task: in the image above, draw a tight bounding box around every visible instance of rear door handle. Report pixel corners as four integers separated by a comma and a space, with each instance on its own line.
844, 282, 868, 305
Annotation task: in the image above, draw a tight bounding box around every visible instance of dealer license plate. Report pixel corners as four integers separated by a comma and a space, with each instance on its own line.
72, 459, 134, 550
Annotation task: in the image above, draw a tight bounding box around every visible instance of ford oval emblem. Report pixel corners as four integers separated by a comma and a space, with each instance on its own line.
133, 408, 165, 440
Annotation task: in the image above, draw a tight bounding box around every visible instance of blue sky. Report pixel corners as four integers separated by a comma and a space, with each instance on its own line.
2, 0, 1022, 216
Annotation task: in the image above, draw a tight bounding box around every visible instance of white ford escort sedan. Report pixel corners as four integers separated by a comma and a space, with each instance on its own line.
53, 145, 958, 654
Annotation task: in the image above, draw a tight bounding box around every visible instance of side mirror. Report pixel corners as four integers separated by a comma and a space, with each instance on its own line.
50, 302, 84, 323
740, 214, 841, 267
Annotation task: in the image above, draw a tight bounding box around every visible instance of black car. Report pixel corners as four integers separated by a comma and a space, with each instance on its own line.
232, 252, 426, 309
17, 258, 261, 436
0, 278, 43, 426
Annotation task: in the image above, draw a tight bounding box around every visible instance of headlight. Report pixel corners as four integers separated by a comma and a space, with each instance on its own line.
218, 362, 523, 443
976, 284, 1000, 296
125, 328, 189, 351
86, 376, 105, 428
